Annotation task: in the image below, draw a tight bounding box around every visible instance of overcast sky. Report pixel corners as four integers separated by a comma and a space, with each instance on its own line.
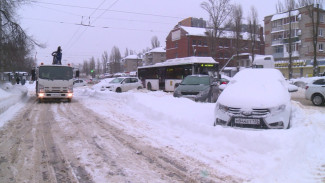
18, 0, 279, 66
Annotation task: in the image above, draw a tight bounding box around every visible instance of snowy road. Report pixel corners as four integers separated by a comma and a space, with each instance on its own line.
0, 95, 239, 183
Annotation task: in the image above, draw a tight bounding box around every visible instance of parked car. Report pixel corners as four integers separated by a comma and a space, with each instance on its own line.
214, 68, 298, 129
101, 77, 143, 92
305, 77, 325, 106
73, 79, 86, 87
173, 75, 219, 103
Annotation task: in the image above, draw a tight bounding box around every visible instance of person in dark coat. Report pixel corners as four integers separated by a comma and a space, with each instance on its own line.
52, 46, 62, 65
16, 76, 20, 84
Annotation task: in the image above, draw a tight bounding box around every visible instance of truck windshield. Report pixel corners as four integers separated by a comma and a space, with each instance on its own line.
39, 66, 73, 80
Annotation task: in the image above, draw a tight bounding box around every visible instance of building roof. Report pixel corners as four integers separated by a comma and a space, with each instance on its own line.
180, 26, 257, 41
123, 55, 140, 60
139, 56, 218, 68
149, 47, 166, 53
271, 10, 300, 21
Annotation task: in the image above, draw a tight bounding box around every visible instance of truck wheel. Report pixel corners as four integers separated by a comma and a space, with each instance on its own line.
147, 82, 152, 91
38, 98, 42, 103
68, 98, 72, 103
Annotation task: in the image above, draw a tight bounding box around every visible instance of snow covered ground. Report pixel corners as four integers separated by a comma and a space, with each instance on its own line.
1, 80, 325, 182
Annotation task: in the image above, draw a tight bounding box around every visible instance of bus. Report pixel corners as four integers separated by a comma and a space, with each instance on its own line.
137, 57, 219, 92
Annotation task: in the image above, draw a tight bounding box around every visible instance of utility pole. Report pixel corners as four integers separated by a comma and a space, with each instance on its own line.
0, 0, 3, 73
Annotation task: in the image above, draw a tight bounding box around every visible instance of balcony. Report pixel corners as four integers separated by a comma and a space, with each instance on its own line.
272, 40, 284, 46
271, 26, 284, 33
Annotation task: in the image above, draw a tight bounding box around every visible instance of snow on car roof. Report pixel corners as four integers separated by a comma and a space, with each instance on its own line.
138, 56, 218, 69
218, 68, 290, 108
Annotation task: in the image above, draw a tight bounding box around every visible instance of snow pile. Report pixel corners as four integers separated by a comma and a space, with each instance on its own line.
0, 82, 29, 127
76, 83, 325, 182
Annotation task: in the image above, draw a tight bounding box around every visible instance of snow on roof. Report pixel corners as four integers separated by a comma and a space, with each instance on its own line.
180, 26, 256, 40
271, 10, 300, 21
123, 55, 140, 60
139, 56, 218, 68
149, 47, 166, 53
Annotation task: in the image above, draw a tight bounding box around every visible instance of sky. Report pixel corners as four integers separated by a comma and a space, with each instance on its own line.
17, 0, 278, 67
1, 78, 325, 182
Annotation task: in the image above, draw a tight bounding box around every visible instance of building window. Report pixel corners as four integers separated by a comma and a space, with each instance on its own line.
321, 14, 324, 22
319, 29, 323, 37
274, 45, 284, 53
174, 42, 178, 48
319, 43, 323, 51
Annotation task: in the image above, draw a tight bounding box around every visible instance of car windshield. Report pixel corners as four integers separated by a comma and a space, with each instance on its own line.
109, 78, 124, 84
181, 76, 210, 85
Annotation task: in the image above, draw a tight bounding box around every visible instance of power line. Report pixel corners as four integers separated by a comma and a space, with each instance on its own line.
30, 1, 184, 19
65, 0, 109, 54
65, 0, 121, 52
22, 17, 170, 33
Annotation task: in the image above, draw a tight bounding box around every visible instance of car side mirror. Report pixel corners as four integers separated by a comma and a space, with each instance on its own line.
288, 84, 298, 92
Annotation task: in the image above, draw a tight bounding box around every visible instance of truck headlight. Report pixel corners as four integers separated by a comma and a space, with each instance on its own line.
68, 86, 73, 93
39, 84, 44, 93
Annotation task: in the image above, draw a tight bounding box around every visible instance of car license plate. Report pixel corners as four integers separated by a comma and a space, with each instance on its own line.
235, 118, 260, 125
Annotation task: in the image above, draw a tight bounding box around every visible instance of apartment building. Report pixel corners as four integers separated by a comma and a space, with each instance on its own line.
264, 5, 325, 77
142, 47, 166, 66
122, 55, 142, 73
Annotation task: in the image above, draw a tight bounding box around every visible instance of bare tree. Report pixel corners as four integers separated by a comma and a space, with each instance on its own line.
124, 48, 129, 57
247, 6, 259, 63
298, 0, 323, 76
276, 0, 297, 79
96, 58, 101, 75
231, 4, 243, 62
82, 60, 89, 76
109, 46, 121, 74
0, 0, 42, 72
102, 51, 108, 74
201, 0, 232, 63
151, 36, 160, 48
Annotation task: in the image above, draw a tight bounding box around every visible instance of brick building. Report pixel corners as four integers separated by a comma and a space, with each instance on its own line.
165, 24, 265, 68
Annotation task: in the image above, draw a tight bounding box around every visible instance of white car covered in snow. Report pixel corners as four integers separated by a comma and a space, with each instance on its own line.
101, 77, 143, 92
214, 68, 298, 129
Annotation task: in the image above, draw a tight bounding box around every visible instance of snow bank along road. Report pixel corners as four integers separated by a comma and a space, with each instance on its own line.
0, 96, 239, 182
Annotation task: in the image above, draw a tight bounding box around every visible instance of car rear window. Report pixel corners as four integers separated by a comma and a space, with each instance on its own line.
182, 76, 210, 85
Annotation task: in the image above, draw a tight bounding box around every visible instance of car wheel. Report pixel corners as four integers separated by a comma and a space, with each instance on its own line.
116, 87, 122, 93
147, 82, 152, 91
137, 86, 142, 90
68, 98, 72, 103
311, 94, 324, 106
38, 98, 42, 103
